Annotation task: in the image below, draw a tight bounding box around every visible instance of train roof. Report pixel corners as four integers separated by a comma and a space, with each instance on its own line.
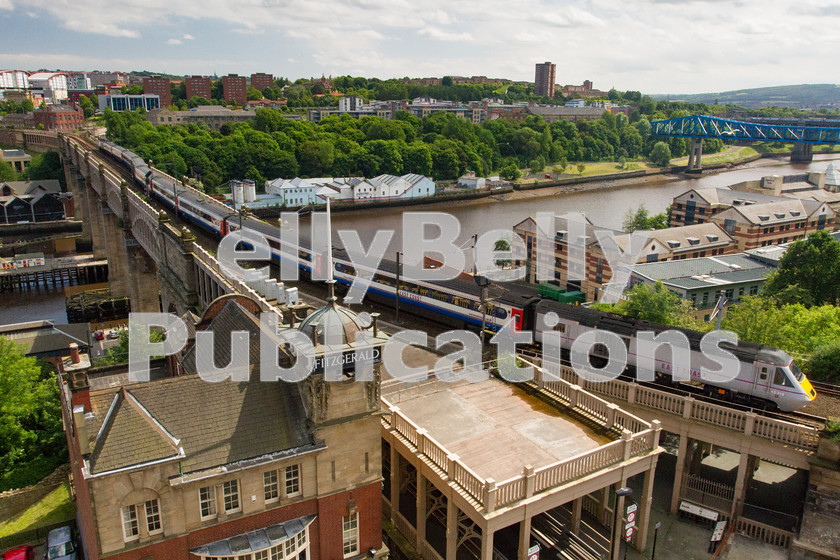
535, 298, 789, 364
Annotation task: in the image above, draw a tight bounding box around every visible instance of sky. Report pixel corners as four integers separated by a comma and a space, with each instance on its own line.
0, 0, 837, 95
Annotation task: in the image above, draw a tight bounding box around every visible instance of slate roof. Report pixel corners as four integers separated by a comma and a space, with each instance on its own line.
190, 515, 316, 556
89, 390, 181, 475
0, 321, 89, 356
679, 188, 786, 207
713, 198, 826, 226
88, 372, 313, 476
618, 223, 733, 253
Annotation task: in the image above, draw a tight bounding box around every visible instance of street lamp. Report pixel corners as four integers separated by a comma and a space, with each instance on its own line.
611, 486, 633, 560
651, 521, 661, 560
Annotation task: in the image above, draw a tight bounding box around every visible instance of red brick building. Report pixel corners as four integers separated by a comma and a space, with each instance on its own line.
514, 215, 735, 301
143, 76, 172, 108
33, 103, 84, 131
58, 295, 390, 560
185, 76, 213, 101
222, 74, 247, 105
250, 73, 274, 92
711, 199, 836, 251
670, 188, 788, 227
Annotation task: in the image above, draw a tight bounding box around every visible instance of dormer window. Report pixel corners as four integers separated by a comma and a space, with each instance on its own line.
687, 237, 700, 245
774, 213, 786, 219
667, 240, 680, 248
758, 215, 769, 221
706, 235, 719, 242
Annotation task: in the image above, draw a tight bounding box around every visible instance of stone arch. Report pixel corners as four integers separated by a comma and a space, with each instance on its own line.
107, 188, 123, 219
119, 487, 161, 509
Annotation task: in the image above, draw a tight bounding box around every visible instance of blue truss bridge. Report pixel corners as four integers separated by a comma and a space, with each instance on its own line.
649, 114, 840, 171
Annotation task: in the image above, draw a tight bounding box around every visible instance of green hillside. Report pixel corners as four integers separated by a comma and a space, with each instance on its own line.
653, 84, 840, 109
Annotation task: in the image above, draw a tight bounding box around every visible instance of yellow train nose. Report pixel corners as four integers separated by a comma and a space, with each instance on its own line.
801, 376, 816, 401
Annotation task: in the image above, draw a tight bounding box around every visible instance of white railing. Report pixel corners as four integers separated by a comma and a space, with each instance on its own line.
735, 517, 793, 548
530, 358, 820, 452
393, 511, 416, 543
383, 390, 658, 513
420, 541, 445, 560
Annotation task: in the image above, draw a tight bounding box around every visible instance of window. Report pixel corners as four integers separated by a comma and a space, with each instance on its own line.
145, 499, 162, 534
199, 486, 217, 519
343, 513, 359, 558
774, 368, 793, 388
271, 545, 283, 560
122, 504, 139, 541
223, 480, 240, 513
285, 464, 301, 497
254, 552, 269, 560
264, 470, 279, 503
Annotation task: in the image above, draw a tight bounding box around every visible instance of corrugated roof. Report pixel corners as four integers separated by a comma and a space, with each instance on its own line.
631, 253, 767, 282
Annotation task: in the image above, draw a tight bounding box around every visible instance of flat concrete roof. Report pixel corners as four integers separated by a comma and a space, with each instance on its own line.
383, 376, 611, 482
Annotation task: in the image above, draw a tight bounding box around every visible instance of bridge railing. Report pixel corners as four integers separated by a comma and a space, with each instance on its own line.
533, 357, 820, 452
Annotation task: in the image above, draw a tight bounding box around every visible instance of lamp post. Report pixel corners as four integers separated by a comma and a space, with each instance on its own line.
611, 486, 633, 560
395, 251, 402, 323
651, 521, 661, 560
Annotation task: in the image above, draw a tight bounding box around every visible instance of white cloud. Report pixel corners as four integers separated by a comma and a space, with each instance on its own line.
3, 0, 839, 93
417, 27, 472, 41
167, 38, 182, 45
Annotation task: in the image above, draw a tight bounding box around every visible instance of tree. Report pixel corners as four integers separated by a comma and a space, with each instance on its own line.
808, 342, 840, 383
593, 281, 703, 330
576, 162, 586, 175
0, 337, 65, 490
25, 151, 65, 187
95, 329, 164, 366
623, 204, 668, 232
0, 159, 17, 182
617, 156, 626, 169
500, 163, 520, 181
78, 95, 95, 118
649, 141, 671, 166
246, 86, 263, 101
494, 238, 511, 268
763, 231, 840, 307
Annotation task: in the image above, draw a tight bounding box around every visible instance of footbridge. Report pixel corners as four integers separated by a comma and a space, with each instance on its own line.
518, 354, 840, 557
649, 114, 840, 170
58, 132, 288, 318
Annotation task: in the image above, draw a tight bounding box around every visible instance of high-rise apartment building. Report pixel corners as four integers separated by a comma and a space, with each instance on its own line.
250, 72, 274, 92
185, 76, 212, 100
142, 76, 171, 108
534, 61, 556, 97
222, 74, 247, 105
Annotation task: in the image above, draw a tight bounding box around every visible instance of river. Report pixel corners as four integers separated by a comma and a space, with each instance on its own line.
3, 154, 837, 326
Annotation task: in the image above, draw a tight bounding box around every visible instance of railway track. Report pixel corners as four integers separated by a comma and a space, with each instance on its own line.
811, 381, 840, 399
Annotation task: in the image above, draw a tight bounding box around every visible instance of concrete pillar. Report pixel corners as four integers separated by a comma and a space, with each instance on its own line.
389, 443, 400, 520
633, 456, 658, 552
731, 451, 754, 518
687, 137, 703, 172
611, 481, 630, 560
571, 497, 583, 535
85, 180, 108, 259
518, 517, 532, 560
101, 203, 130, 298
64, 165, 92, 244
670, 432, 689, 514
416, 470, 427, 550
127, 248, 160, 312
597, 486, 609, 525
791, 143, 814, 163
481, 526, 494, 560
446, 498, 458, 560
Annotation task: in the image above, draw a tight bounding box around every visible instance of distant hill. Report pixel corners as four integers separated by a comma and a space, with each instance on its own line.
652, 84, 840, 110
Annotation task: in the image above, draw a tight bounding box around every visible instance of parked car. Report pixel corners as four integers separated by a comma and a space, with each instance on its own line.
44, 526, 76, 560
93, 330, 105, 341
106, 329, 120, 339
3, 545, 34, 560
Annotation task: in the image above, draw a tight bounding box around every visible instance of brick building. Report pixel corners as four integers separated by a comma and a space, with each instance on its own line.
33, 103, 84, 131
142, 76, 172, 108
250, 73, 274, 92
711, 199, 836, 251
58, 294, 390, 560
513, 215, 735, 302
222, 74, 247, 105
534, 62, 556, 97
185, 76, 213, 101
670, 188, 788, 227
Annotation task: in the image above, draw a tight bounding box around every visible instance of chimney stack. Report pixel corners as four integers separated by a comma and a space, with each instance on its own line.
69, 343, 80, 364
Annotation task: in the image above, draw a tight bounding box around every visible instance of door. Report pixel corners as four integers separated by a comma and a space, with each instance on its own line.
753, 363, 772, 400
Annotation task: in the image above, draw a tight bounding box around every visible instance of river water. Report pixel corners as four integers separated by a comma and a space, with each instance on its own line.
3, 154, 837, 325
